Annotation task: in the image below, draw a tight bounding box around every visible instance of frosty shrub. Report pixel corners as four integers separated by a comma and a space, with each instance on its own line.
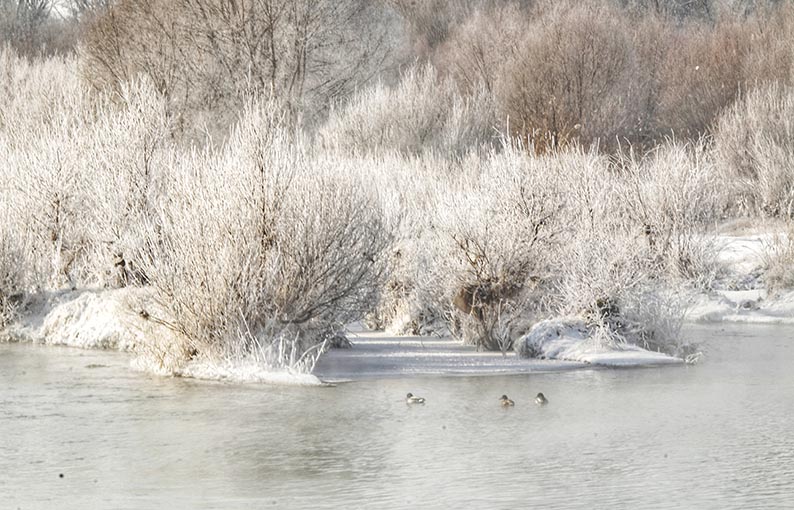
0, 48, 94, 140
319, 65, 497, 158
1, 88, 94, 289
424, 144, 567, 352
714, 84, 794, 217
1, 50, 170, 290
78, 79, 170, 288
135, 100, 390, 371
761, 221, 794, 294
554, 221, 688, 355
354, 153, 446, 334
550, 150, 691, 356
620, 141, 721, 286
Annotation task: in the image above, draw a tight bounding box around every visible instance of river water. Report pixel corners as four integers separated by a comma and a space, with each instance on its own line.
2, 324, 794, 509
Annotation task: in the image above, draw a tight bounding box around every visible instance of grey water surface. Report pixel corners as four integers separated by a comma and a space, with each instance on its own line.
2, 324, 793, 509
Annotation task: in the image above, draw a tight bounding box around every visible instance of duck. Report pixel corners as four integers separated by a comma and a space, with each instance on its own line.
500, 395, 515, 407
535, 392, 548, 405
406, 392, 425, 404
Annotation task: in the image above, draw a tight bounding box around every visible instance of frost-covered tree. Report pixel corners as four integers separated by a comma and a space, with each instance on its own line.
81, 0, 398, 138
133, 100, 391, 371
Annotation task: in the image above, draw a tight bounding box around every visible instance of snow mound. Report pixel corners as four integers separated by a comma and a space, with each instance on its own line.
714, 233, 770, 274
5, 287, 328, 386
5, 288, 152, 350
515, 318, 683, 367
132, 357, 326, 386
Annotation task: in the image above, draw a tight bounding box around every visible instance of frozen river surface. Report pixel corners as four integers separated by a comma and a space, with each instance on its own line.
2, 324, 794, 509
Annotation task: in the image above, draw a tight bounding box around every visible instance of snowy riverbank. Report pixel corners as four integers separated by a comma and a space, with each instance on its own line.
2, 288, 325, 386
2, 287, 685, 385
3, 222, 793, 385
313, 326, 683, 383
687, 225, 794, 325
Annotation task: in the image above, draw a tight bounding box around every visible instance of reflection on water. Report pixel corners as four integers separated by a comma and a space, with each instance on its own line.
2, 324, 794, 509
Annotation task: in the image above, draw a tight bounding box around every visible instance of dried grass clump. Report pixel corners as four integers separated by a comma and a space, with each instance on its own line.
497, 2, 634, 152
761, 221, 794, 294
715, 84, 794, 217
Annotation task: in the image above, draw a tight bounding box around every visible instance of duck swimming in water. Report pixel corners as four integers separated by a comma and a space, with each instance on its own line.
535, 392, 548, 405
500, 395, 515, 407
406, 393, 425, 404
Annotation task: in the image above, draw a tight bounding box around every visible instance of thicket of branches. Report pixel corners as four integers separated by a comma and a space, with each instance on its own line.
426, 1, 794, 151
80, 0, 398, 140
3, 0, 794, 370
0, 49, 389, 371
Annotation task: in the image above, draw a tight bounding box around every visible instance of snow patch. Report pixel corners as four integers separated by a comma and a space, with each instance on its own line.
313, 330, 586, 381
131, 357, 326, 386
714, 233, 770, 274
5, 288, 151, 350
4, 288, 325, 386
515, 318, 683, 367
690, 228, 794, 324
688, 290, 794, 324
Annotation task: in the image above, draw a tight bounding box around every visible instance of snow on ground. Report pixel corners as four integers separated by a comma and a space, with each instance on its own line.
143, 359, 327, 386
0, 286, 709, 385
4, 221, 793, 385
713, 232, 771, 274
514, 318, 682, 367
4, 287, 151, 350
688, 290, 794, 324
688, 225, 794, 324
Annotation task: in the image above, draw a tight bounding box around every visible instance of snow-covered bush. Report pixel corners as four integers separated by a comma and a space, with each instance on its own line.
715, 84, 794, 217
134, 100, 390, 372
1, 53, 170, 291
549, 145, 693, 356
3, 105, 92, 289
0, 47, 88, 135
421, 144, 568, 352
357, 153, 447, 334
363, 142, 697, 355
79, 79, 170, 288
554, 223, 688, 355
620, 141, 721, 286
319, 65, 497, 157
0, 48, 96, 289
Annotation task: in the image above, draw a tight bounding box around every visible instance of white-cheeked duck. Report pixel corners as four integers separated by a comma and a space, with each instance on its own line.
406, 393, 426, 404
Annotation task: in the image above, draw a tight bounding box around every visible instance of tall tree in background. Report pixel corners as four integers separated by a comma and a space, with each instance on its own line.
81, 0, 396, 136
0, 0, 52, 53
66, 0, 112, 18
